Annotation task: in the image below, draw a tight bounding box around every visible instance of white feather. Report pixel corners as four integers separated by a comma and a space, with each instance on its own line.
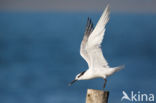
86, 5, 110, 69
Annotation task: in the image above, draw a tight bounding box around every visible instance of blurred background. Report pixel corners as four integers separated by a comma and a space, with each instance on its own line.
0, 0, 156, 103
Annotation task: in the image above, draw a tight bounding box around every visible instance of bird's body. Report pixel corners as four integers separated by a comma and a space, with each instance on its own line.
69, 5, 124, 88
77, 65, 123, 80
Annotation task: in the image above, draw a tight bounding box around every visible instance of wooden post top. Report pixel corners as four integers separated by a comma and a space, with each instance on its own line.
87, 89, 109, 93
86, 89, 109, 103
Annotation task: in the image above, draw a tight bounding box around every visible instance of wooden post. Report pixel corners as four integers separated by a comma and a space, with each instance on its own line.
86, 89, 109, 103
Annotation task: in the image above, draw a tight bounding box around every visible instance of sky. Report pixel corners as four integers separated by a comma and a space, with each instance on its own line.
0, 0, 156, 13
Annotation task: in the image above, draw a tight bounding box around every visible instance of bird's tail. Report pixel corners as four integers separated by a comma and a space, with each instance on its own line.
114, 65, 125, 72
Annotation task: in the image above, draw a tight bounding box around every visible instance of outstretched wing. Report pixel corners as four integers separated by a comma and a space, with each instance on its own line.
80, 18, 94, 67
87, 5, 110, 69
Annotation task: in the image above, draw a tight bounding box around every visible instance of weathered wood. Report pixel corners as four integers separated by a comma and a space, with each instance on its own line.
86, 89, 109, 103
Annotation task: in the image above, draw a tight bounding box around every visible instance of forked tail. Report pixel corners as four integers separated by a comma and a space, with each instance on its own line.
114, 65, 125, 72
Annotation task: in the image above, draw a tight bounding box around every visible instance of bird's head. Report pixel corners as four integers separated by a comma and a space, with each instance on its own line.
68, 71, 86, 86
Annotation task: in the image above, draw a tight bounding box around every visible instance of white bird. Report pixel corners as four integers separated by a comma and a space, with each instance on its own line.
69, 5, 124, 89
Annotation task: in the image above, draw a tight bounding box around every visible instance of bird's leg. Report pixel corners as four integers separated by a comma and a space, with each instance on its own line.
103, 79, 107, 89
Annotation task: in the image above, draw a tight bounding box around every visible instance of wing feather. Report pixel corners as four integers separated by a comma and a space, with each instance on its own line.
88, 5, 110, 47
87, 5, 110, 68
80, 18, 94, 67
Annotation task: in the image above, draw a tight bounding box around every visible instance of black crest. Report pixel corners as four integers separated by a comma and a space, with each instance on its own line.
78, 71, 86, 78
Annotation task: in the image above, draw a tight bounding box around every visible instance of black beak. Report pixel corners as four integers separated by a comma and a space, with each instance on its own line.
68, 79, 77, 86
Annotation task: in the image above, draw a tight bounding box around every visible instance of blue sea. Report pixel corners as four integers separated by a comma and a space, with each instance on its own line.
0, 12, 156, 103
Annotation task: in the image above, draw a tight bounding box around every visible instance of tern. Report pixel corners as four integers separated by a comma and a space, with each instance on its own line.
69, 5, 124, 89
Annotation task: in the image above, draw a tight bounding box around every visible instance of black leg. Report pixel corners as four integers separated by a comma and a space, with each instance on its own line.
103, 79, 107, 89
